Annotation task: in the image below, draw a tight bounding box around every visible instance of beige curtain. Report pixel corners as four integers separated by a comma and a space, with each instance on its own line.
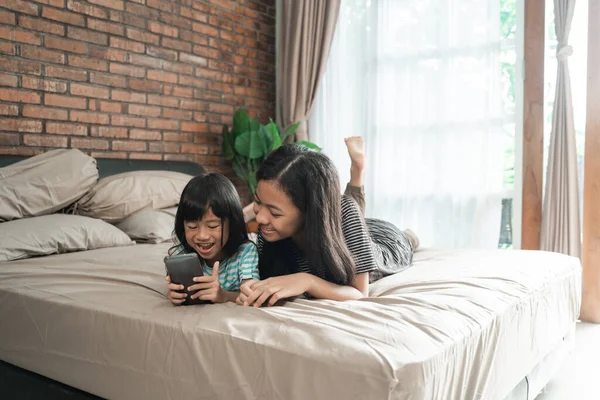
277, 0, 341, 142
540, 0, 581, 257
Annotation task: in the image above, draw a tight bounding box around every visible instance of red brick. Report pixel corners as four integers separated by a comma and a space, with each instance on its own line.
128, 104, 161, 117
71, 83, 110, 99
180, 7, 208, 23
181, 100, 207, 110
147, 70, 177, 84
148, 21, 178, 38
67, 0, 107, 19
148, 119, 178, 130
209, 103, 234, 114
0, 73, 18, 87
129, 152, 162, 160
164, 153, 194, 162
0, 42, 16, 55
161, 61, 193, 76
179, 76, 207, 89
112, 90, 146, 103
31, 0, 65, 7
181, 122, 208, 133
71, 137, 109, 150
210, 37, 235, 54
109, 63, 146, 78
68, 55, 108, 71
23, 105, 68, 121
19, 16, 64, 36
24, 134, 68, 147
191, 1, 212, 14
181, 143, 208, 154
180, 30, 208, 46
211, 60, 235, 73
193, 45, 220, 59
0, 148, 39, 156
209, 0, 235, 10
0, 10, 15, 24
0, 104, 19, 116
160, 13, 192, 31
209, 82, 233, 93
194, 90, 221, 102
0, 88, 41, 104
148, 94, 178, 108
90, 46, 128, 63
90, 72, 127, 88
70, 111, 110, 124
222, 94, 245, 107
45, 37, 87, 54
180, 52, 207, 66
0, 26, 42, 45
42, 7, 85, 27
146, 46, 177, 61
126, 28, 160, 45
67, 27, 108, 45
220, 9, 244, 24
195, 69, 222, 81
90, 151, 127, 159
162, 132, 192, 142
88, 0, 124, 11
112, 140, 147, 151
88, 18, 125, 36
111, 115, 146, 127
46, 93, 87, 109
91, 126, 128, 138
222, 74, 247, 85
110, 37, 145, 53
193, 112, 207, 122
125, 2, 158, 19
45, 66, 87, 82
130, 129, 161, 141
47, 122, 88, 136
129, 78, 162, 93
149, 141, 180, 152
119, 12, 146, 30
99, 101, 123, 113
0, 0, 39, 15
193, 23, 219, 37
147, 0, 177, 13
0, 133, 20, 146
163, 108, 193, 120
171, 86, 194, 98
161, 37, 192, 53
129, 54, 162, 69
0, 118, 42, 132
36, 81, 78, 98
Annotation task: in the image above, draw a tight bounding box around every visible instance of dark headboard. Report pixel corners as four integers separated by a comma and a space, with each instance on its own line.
0, 154, 205, 179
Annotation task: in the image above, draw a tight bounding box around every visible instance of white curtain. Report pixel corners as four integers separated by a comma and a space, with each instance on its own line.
310, 0, 508, 249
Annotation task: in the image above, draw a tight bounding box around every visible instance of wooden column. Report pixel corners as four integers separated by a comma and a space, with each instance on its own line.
521, 0, 545, 250
580, 0, 600, 323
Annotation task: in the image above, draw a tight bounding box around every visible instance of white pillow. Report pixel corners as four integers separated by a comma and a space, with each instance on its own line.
74, 170, 192, 222
0, 214, 134, 262
0, 149, 98, 222
116, 209, 175, 244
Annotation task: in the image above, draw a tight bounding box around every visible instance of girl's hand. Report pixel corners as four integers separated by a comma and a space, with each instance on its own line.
242, 274, 313, 308
187, 262, 226, 303
165, 275, 186, 305
236, 279, 259, 305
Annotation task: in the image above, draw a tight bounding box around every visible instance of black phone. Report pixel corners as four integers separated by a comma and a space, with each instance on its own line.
164, 253, 209, 305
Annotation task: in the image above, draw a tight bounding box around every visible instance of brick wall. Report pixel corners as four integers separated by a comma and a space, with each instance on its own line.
0, 0, 275, 197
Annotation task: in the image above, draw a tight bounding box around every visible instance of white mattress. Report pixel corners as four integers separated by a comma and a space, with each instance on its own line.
0, 245, 581, 399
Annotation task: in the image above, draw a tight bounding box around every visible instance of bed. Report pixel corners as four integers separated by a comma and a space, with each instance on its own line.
0, 155, 582, 400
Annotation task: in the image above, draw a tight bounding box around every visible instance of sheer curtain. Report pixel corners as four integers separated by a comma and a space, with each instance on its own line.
310, 0, 508, 249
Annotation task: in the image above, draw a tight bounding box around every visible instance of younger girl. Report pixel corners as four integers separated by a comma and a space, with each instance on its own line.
166, 173, 259, 305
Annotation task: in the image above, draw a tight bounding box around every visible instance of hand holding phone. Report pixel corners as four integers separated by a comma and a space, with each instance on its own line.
164, 253, 209, 306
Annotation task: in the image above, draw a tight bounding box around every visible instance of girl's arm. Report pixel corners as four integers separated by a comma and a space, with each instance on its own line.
306, 271, 369, 300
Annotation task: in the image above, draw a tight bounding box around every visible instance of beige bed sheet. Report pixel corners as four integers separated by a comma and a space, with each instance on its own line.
0, 245, 581, 400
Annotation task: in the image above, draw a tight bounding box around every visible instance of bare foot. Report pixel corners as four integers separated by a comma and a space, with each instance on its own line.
344, 136, 365, 172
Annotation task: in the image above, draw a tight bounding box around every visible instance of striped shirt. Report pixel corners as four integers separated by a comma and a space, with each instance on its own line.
173, 241, 259, 291
257, 195, 377, 281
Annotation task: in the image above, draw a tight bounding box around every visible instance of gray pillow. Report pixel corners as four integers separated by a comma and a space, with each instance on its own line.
116, 209, 175, 244
0, 149, 98, 222
0, 214, 134, 262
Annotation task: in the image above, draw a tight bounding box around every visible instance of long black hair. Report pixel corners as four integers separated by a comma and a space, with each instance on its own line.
170, 173, 248, 257
256, 144, 356, 285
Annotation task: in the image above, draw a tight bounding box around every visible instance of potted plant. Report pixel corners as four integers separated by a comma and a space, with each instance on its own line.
222, 109, 321, 194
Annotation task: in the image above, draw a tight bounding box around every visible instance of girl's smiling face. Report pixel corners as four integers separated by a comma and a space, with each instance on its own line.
184, 207, 229, 264
253, 180, 304, 242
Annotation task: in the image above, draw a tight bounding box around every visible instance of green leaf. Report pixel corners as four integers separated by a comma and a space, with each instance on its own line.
222, 125, 235, 160
235, 130, 267, 159
259, 124, 274, 155
232, 157, 248, 182
280, 121, 301, 142
296, 141, 322, 151
232, 109, 251, 137
266, 119, 281, 151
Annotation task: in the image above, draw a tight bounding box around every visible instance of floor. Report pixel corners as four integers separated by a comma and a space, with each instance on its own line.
536, 321, 600, 400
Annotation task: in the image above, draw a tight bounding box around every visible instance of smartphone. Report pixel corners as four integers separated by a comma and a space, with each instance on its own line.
164, 253, 209, 305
